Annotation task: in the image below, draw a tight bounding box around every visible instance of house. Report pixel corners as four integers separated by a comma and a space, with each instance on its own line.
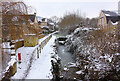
29, 13, 38, 25
48, 23, 55, 31
37, 17, 48, 26
98, 10, 120, 29
37, 16, 55, 31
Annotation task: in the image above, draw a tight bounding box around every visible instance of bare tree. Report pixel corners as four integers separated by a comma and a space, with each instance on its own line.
50, 16, 60, 24
2, 1, 39, 41
89, 18, 98, 28
2, 1, 29, 41
49, 16, 60, 30
59, 11, 85, 35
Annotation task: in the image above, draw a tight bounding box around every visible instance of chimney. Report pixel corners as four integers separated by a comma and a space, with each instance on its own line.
118, 1, 120, 14
34, 12, 36, 15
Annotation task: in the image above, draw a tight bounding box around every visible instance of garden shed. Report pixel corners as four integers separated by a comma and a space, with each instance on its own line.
24, 34, 38, 47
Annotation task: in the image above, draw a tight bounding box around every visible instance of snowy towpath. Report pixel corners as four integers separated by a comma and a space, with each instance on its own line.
12, 35, 56, 79
26, 35, 56, 79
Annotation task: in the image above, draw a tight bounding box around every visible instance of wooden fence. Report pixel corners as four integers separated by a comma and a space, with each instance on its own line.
35, 34, 52, 58
23, 34, 52, 79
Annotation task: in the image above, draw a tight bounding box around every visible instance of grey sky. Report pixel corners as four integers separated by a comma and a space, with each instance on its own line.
24, 0, 119, 18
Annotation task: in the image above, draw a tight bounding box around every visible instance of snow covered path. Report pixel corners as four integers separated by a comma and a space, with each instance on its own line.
26, 35, 56, 79
12, 35, 56, 79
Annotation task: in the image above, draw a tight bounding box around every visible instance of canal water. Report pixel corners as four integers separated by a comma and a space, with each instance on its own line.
57, 45, 75, 68
54, 34, 81, 80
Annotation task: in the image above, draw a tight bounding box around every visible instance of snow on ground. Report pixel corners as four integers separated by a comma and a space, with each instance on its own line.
76, 70, 84, 75
12, 34, 56, 79
2, 42, 11, 49
11, 46, 37, 79
26, 35, 56, 79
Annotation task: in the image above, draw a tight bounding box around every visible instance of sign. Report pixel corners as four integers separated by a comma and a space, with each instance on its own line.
100, 17, 104, 19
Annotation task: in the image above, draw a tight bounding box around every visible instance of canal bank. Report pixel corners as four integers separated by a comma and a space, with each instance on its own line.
53, 33, 120, 80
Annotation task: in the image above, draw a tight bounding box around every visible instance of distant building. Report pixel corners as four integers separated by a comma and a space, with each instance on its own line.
98, 1, 120, 29
37, 17, 48, 26
48, 23, 55, 31
98, 10, 120, 29
37, 16, 55, 31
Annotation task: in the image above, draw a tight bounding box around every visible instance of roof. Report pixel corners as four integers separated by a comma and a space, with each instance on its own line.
24, 34, 36, 36
111, 21, 119, 25
41, 26, 49, 29
102, 10, 119, 16
102, 10, 120, 23
37, 16, 48, 23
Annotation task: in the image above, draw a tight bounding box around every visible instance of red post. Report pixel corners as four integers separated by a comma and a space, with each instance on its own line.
18, 52, 21, 63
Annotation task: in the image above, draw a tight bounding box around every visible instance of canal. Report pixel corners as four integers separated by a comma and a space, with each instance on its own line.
54, 34, 81, 80
57, 45, 75, 68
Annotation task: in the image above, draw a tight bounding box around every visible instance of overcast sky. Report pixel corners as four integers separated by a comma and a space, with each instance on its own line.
24, 0, 120, 18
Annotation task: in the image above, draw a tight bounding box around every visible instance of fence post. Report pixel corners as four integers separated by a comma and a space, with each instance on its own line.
39, 45, 41, 53
37, 48, 39, 58
41, 42, 43, 49
38, 35, 52, 56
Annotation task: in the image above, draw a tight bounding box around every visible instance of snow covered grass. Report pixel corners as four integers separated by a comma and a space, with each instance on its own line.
2, 56, 16, 76
2, 42, 11, 49
11, 47, 37, 79
76, 70, 84, 75
65, 27, 119, 79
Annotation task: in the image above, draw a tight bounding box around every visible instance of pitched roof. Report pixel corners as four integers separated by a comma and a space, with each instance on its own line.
102, 10, 119, 16
102, 10, 120, 23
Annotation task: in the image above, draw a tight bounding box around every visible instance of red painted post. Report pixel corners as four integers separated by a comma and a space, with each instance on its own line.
18, 52, 21, 63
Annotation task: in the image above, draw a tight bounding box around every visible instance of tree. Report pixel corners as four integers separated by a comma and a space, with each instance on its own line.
2, 1, 29, 40
59, 11, 85, 35
85, 18, 90, 27
2, 1, 38, 41
89, 18, 98, 28
50, 16, 60, 31
50, 16, 60, 24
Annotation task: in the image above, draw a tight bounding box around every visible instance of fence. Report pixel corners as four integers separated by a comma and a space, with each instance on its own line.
36, 34, 52, 58
23, 34, 52, 79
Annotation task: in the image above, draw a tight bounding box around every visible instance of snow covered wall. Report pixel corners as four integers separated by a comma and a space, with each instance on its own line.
65, 27, 120, 80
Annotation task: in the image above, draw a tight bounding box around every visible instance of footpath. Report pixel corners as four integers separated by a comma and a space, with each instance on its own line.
12, 34, 56, 79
